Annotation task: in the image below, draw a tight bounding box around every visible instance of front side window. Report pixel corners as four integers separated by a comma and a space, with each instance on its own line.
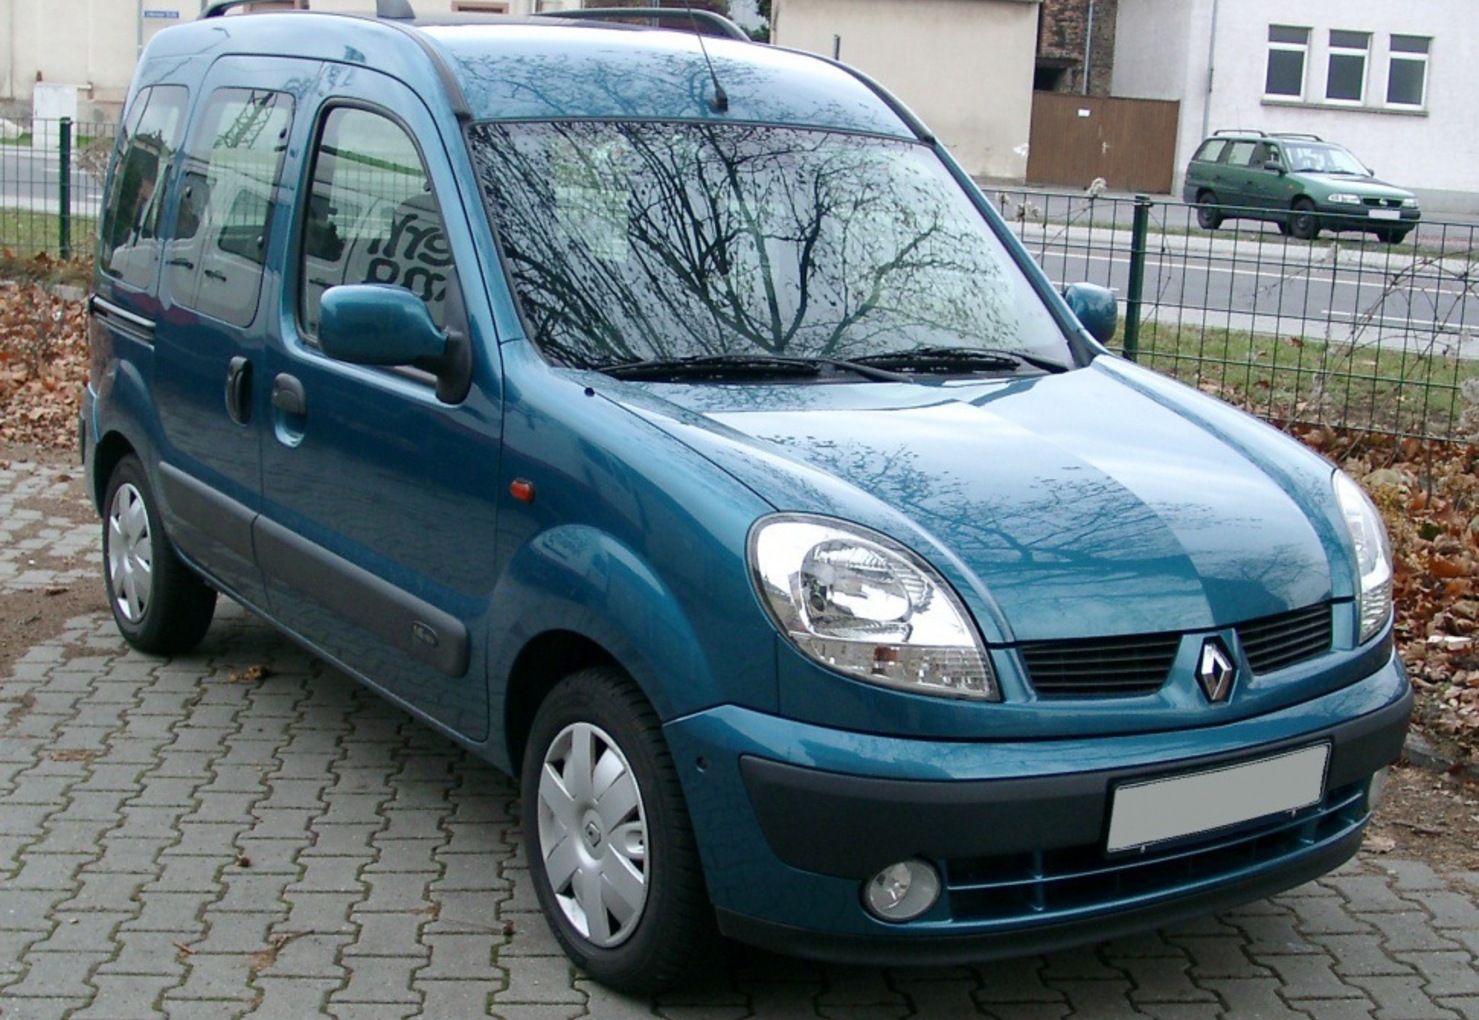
1387, 35, 1430, 108
470, 121, 1072, 372
100, 85, 189, 288
298, 107, 453, 338
1326, 30, 1370, 104
164, 88, 294, 326
1265, 25, 1309, 99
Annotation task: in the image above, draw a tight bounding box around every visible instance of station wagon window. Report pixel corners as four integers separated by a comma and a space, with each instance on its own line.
1387, 35, 1430, 109
100, 85, 189, 289
1264, 25, 1309, 100
163, 88, 294, 326
470, 121, 1071, 371
1326, 31, 1370, 104
1223, 140, 1258, 169
1192, 139, 1227, 164
298, 108, 453, 339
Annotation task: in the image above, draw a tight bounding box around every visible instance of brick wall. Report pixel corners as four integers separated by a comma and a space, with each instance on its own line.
1036, 0, 1117, 96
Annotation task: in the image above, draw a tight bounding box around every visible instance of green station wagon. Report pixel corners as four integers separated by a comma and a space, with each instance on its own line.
1184, 130, 1420, 243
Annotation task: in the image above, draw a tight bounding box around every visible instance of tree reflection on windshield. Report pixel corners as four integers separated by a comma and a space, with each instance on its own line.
470, 122, 1068, 371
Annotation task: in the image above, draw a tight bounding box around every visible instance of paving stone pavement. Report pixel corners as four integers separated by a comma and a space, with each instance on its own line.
1, 454, 1477, 1020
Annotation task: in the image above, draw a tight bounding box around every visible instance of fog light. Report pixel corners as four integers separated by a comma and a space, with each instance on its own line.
1368, 766, 1391, 811
863, 860, 940, 922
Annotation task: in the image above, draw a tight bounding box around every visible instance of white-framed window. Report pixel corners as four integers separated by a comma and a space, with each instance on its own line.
1264, 25, 1310, 99
1325, 30, 1370, 104
1386, 35, 1430, 108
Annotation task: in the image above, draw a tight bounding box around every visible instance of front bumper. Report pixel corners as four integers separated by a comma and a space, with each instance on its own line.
664, 651, 1410, 964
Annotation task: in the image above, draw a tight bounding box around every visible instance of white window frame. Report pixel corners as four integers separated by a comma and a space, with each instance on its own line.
1385, 35, 1430, 110
1264, 25, 1310, 101
1325, 30, 1370, 105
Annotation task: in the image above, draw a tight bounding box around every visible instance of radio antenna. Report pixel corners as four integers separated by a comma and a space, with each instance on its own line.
686, 6, 730, 113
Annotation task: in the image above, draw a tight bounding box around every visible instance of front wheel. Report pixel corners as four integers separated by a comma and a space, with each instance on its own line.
522, 667, 716, 994
1373, 227, 1410, 245
102, 455, 216, 655
1288, 198, 1320, 240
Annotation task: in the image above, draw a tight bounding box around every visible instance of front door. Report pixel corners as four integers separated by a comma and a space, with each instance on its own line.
258, 70, 502, 740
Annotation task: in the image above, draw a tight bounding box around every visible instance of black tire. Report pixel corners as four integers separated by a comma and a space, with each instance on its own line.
1276, 221, 1292, 237
102, 455, 217, 655
1373, 227, 1410, 245
1288, 198, 1319, 240
521, 666, 715, 994
1195, 191, 1222, 230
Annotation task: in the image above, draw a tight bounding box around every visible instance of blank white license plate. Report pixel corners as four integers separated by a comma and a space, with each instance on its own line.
1106, 744, 1330, 853
1368, 209, 1401, 220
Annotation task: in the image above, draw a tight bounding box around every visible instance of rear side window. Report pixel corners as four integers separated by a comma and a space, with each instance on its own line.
298, 107, 453, 338
1192, 139, 1227, 164
99, 85, 189, 289
163, 88, 294, 326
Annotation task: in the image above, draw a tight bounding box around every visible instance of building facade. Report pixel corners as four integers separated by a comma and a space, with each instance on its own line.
1113, 0, 1479, 213
772, 0, 1042, 180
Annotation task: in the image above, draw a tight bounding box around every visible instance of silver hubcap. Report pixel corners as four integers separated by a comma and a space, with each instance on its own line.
536, 721, 649, 948
107, 482, 153, 624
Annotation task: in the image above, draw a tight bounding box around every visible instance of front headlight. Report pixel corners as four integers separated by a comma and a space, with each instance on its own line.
1401, 197, 1419, 209
748, 515, 999, 700
1333, 471, 1393, 643
1327, 193, 1363, 205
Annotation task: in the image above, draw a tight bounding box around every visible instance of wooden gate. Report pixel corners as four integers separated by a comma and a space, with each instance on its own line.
1026, 93, 1180, 193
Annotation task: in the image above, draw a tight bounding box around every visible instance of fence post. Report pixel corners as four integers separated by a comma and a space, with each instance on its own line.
1123, 193, 1151, 362
58, 117, 72, 260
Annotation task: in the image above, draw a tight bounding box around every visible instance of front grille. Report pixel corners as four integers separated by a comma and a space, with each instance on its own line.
1019, 633, 1179, 698
942, 780, 1366, 925
1363, 197, 1403, 209
1237, 603, 1333, 674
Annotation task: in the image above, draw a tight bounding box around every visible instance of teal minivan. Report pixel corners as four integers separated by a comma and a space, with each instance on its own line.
84, 2, 1410, 993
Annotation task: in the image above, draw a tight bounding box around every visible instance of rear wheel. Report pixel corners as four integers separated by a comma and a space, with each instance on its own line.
1288, 198, 1320, 240
1195, 191, 1223, 230
102, 455, 217, 654
522, 666, 716, 994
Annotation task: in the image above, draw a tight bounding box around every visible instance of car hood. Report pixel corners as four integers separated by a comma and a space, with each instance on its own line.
1300, 172, 1413, 199
611, 358, 1348, 644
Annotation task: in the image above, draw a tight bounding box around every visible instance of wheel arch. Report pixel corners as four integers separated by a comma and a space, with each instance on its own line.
91, 430, 138, 514
502, 629, 621, 780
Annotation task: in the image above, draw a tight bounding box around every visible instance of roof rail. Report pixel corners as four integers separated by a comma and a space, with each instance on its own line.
200, 0, 414, 19
542, 7, 749, 41
1270, 132, 1323, 141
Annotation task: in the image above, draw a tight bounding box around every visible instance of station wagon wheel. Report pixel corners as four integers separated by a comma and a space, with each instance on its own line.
1194, 191, 1223, 230
1288, 198, 1320, 240
1373, 227, 1410, 245
102, 455, 216, 655
522, 666, 715, 994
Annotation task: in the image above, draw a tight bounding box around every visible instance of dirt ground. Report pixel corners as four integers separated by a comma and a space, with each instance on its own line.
4, 441, 1477, 877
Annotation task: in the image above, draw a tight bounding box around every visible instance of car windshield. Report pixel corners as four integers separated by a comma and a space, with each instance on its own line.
1282, 142, 1370, 176
468, 121, 1072, 373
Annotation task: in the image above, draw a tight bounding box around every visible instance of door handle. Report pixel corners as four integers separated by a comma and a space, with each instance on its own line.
272, 373, 307, 417
225, 356, 252, 424
203, 269, 228, 282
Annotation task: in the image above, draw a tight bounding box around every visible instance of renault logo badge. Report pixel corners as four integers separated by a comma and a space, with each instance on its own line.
1197, 639, 1235, 703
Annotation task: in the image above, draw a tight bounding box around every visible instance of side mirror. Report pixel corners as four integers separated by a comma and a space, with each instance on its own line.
1264, 160, 1285, 174
318, 284, 472, 404
1064, 282, 1118, 345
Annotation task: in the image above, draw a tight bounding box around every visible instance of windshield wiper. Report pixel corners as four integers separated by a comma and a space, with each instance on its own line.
599, 353, 912, 383
851, 346, 1070, 375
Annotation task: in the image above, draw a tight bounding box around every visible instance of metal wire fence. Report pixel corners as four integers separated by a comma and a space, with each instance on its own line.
995, 188, 1479, 442
3, 120, 1477, 441
0, 118, 116, 262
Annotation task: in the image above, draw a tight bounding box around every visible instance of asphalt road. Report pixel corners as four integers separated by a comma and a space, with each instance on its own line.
1017, 218, 1479, 361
